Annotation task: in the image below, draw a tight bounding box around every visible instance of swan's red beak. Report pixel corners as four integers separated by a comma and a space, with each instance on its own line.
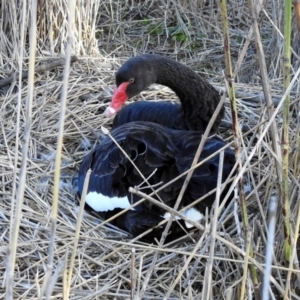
104, 82, 130, 117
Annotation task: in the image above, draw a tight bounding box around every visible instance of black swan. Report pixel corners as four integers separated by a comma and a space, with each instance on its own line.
104, 54, 223, 132
77, 124, 235, 241
77, 55, 235, 241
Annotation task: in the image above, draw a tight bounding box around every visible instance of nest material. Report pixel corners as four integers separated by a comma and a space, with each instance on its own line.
1, 55, 298, 299
1, 0, 300, 298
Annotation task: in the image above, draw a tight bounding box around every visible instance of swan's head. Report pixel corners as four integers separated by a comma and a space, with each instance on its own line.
104, 55, 156, 117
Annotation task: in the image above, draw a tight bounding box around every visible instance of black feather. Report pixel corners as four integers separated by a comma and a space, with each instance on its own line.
78, 122, 235, 241
78, 55, 231, 242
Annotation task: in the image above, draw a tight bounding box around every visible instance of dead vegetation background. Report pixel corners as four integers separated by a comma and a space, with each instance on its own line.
0, 0, 300, 299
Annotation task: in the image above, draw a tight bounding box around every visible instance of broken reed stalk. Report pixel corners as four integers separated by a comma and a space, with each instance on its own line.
262, 196, 279, 300
43, 0, 76, 298
220, 0, 259, 295
282, 0, 293, 296
247, 0, 283, 176
5, 1, 36, 299
9, 0, 27, 249
130, 247, 137, 298
240, 231, 252, 300
65, 170, 91, 299
202, 151, 224, 300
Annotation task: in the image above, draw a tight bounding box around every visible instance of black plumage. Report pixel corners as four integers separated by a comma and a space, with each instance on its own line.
77, 54, 233, 242
78, 122, 235, 241
112, 101, 188, 130
106, 54, 223, 132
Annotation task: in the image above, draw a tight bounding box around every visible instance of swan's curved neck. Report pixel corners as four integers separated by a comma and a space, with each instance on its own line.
151, 57, 221, 131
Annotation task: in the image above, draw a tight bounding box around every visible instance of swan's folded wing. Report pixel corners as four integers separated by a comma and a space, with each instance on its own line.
77, 123, 177, 200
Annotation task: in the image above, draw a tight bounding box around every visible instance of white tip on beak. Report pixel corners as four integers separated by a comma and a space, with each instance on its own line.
104, 106, 116, 117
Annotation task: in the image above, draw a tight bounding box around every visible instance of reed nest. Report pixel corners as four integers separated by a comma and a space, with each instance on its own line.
1, 0, 300, 299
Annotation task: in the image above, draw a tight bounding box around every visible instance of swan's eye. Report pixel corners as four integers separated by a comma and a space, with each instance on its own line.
128, 78, 134, 84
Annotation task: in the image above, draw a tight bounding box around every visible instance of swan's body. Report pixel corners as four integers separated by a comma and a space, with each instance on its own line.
78, 55, 233, 241
78, 122, 235, 241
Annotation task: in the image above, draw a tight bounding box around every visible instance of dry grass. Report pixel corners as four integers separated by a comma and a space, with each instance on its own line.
1, 0, 300, 299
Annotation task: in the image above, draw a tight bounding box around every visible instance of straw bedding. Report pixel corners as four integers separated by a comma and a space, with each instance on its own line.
1, 0, 300, 299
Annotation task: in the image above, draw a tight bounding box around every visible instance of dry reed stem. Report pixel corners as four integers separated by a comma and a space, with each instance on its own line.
42, 1, 76, 298
240, 231, 252, 300
5, 1, 37, 298
202, 151, 224, 300
248, 0, 283, 177
262, 196, 279, 300
221, 0, 260, 294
